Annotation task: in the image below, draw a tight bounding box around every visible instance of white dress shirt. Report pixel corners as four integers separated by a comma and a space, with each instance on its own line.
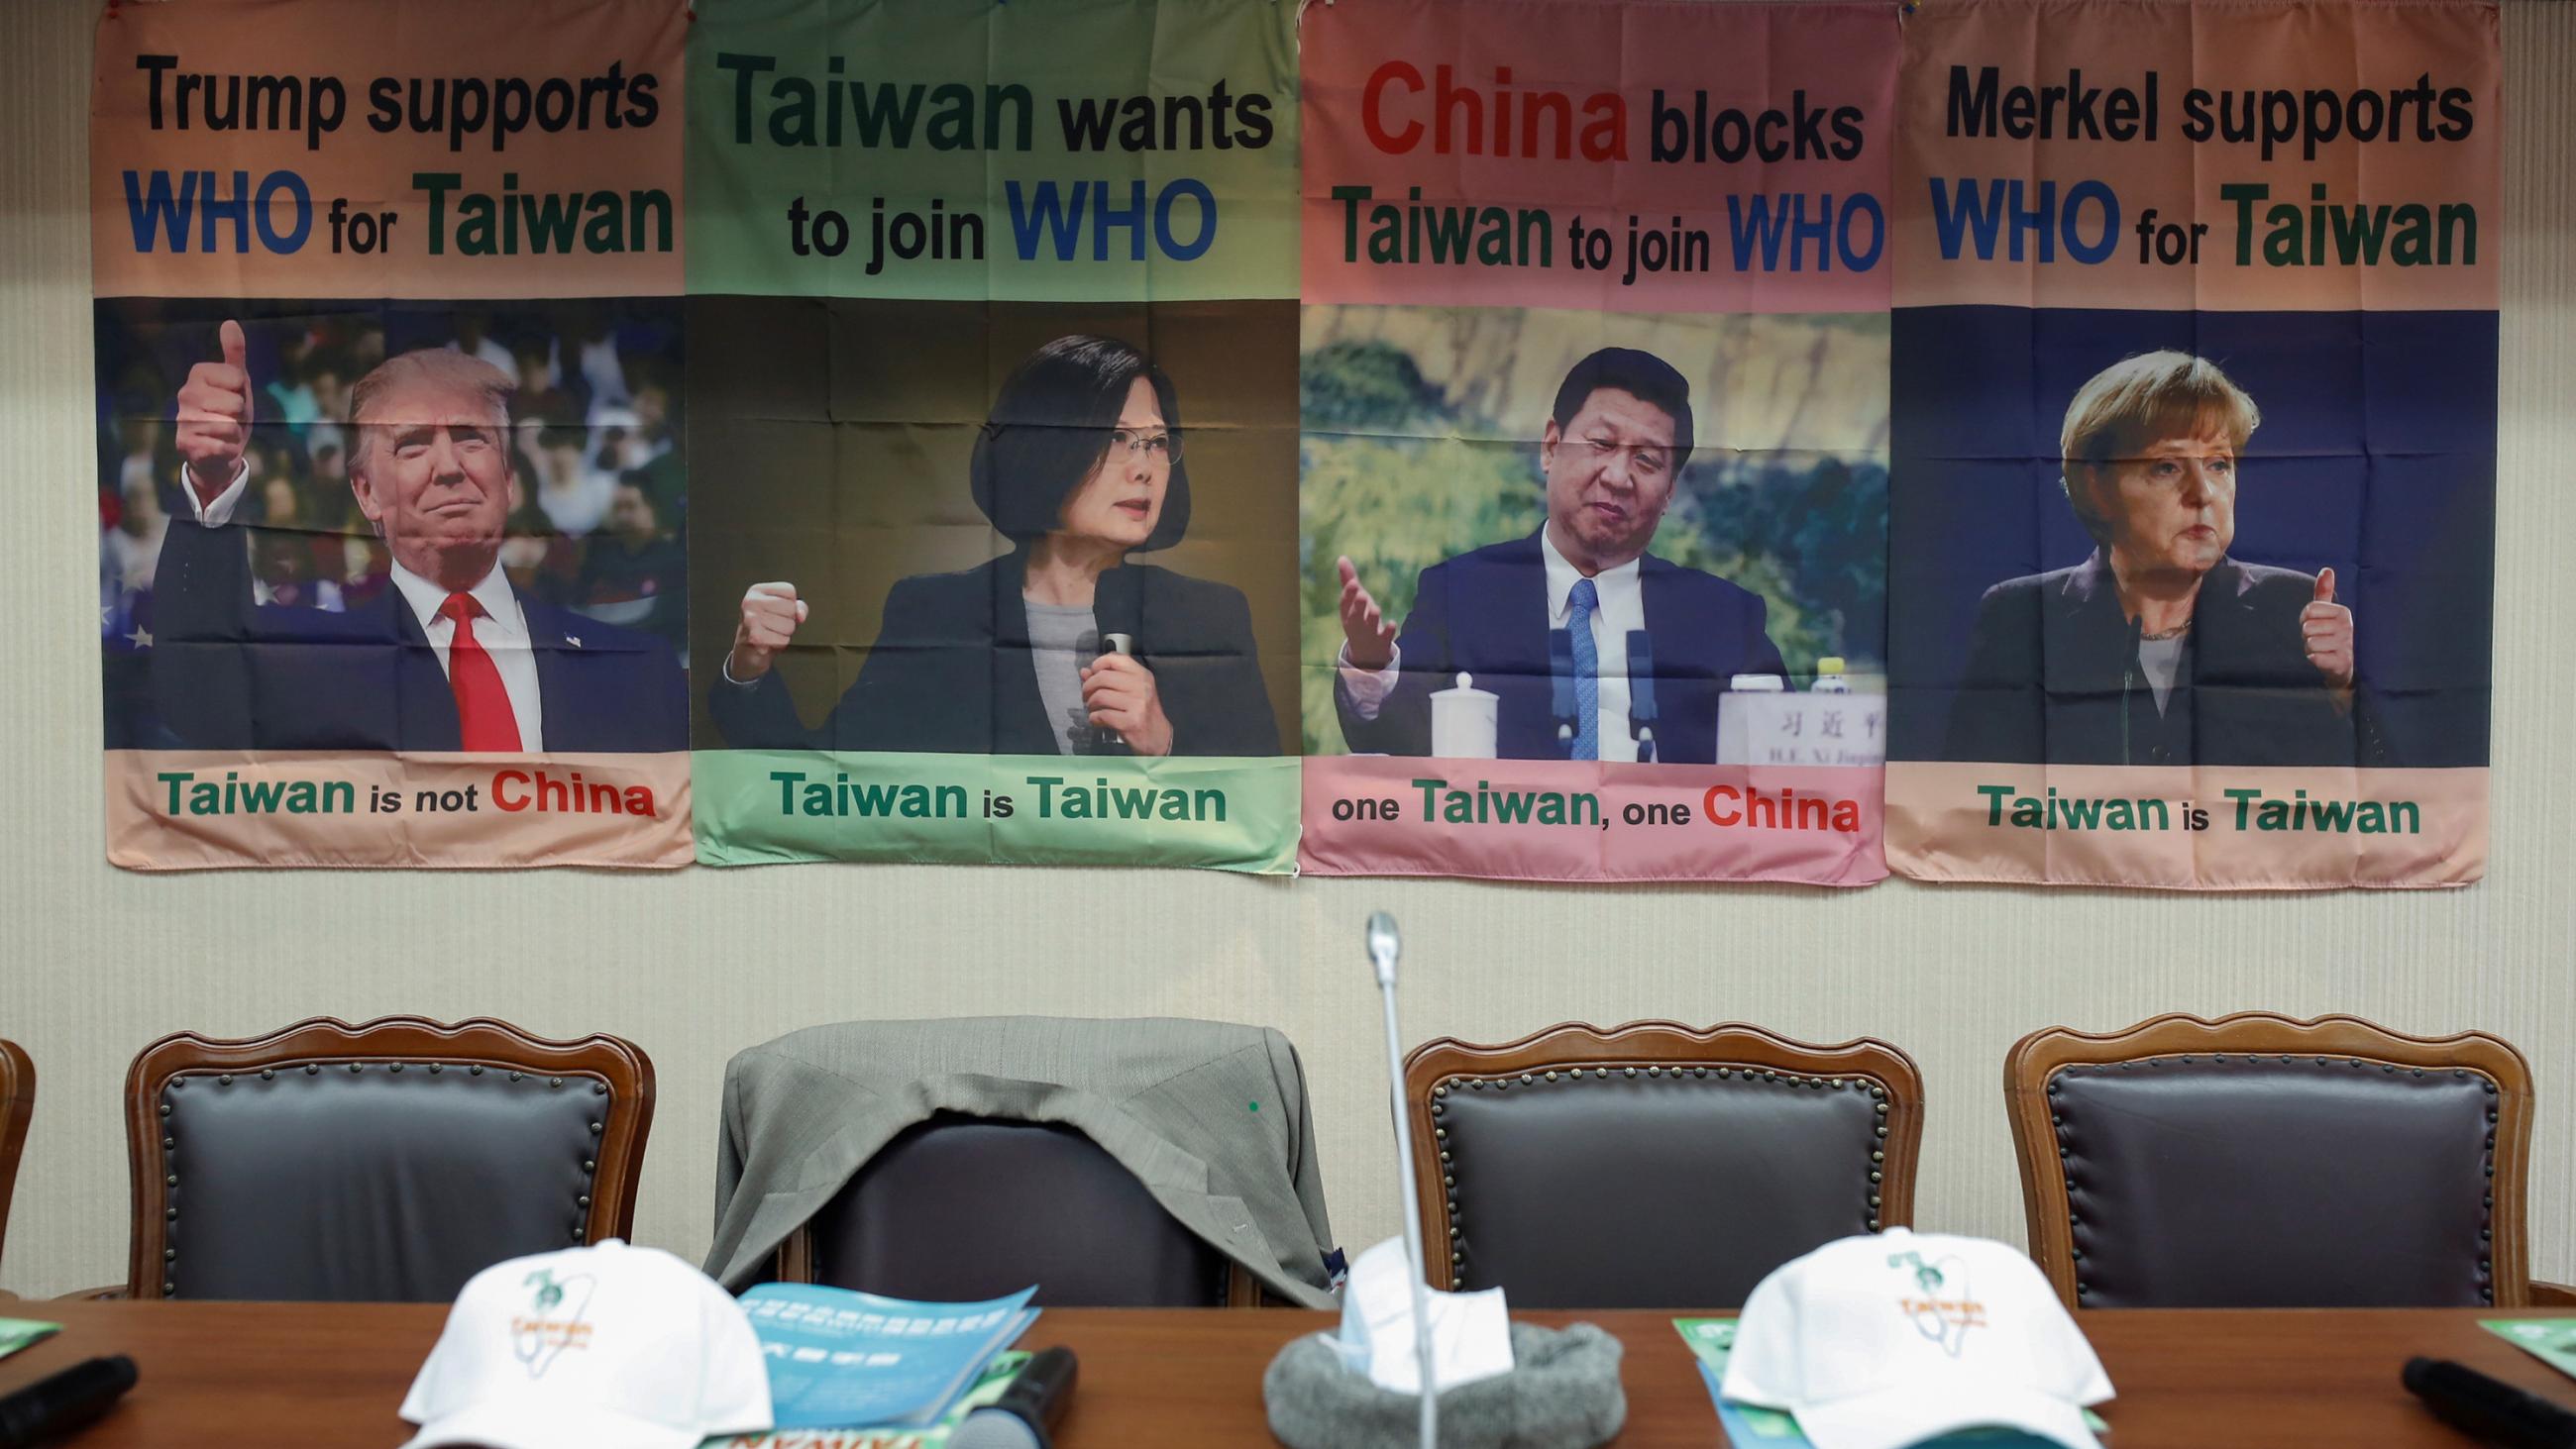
1338, 529, 1648, 762
185, 462, 547, 751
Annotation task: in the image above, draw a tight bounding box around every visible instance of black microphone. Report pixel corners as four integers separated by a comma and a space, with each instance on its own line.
951, 1347, 1079, 1449
1626, 630, 1659, 763
2403, 1357, 2576, 1448
1549, 627, 1577, 754
0, 1355, 139, 1448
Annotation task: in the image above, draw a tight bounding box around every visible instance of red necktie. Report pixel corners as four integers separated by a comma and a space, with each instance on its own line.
438, 592, 523, 752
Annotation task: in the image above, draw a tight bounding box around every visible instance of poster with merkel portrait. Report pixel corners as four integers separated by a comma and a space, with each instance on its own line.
1297, 0, 1897, 883
1883, 0, 2500, 888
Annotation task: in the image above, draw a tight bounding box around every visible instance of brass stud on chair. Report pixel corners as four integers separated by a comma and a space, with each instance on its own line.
260, 1069, 273, 1081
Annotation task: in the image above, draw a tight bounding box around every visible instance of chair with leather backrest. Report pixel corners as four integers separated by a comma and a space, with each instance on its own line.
126, 1016, 652, 1302
0, 1038, 31, 1290
1403, 1020, 1924, 1309
773, 1112, 1249, 1306
2005, 1011, 2560, 1309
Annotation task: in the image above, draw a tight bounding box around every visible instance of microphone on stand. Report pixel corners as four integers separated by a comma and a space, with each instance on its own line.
1626, 631, 1660, 765
1549, 628, 1578, 756
1365, 911, 1440, 1449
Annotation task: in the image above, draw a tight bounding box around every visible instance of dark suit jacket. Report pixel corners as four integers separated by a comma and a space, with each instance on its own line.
710, 552, 1281, 757
1334, 532, 1788, 763
1941, 551, 2386, 767
153, 516, 687, 752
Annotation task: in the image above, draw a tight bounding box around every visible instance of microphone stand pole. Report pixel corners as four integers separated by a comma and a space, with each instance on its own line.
1368, 912, 1439, 1449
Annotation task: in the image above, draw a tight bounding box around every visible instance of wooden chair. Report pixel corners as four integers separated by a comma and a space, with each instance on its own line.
0, 1039, 30, 1295
770, 1112, 1262, 1307
125, 1016, 652, 1302
2006, 1011, 2568, 1309
1403, 1020, 1924, 1308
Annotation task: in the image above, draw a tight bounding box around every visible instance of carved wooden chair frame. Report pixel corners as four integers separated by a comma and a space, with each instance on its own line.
2003, 1011, 2560, 1309
122, 1015, 654, 1300
1402, 1019, 1926, 1293
0, 1038, 30, 1295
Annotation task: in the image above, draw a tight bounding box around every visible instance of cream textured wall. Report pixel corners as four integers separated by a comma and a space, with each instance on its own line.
1, 0, 2568, 1299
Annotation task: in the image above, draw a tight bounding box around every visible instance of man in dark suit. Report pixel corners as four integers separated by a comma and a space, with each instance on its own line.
160, 322, 685, 753
1331, 348, 1785, 762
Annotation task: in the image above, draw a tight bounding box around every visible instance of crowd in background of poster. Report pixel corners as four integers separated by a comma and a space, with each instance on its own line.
87, 0, 2499, 890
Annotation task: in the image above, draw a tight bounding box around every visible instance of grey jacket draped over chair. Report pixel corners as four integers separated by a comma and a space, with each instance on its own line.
704, 1017, 1340, 1307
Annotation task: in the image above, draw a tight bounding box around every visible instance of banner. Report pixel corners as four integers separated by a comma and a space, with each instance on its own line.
1882, 0, 2499, 888
84, 0, 2503, 888
684, 0, 1303, 873
93, 0, 693, 868
1296, 0, 1897, 882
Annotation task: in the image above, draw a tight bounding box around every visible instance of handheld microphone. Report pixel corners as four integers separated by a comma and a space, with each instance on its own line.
2403, 1357, 2576, 1448
951, 1347, 1079, 1449
1364, 912, 1439, 1449
0, 1355, 139, 1448
1091, 632, 1135, 753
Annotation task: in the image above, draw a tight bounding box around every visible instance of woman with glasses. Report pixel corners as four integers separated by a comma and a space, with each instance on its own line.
712, 334, 1281, 757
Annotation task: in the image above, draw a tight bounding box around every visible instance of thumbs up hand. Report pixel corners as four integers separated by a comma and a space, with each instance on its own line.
175, 319, 255, 507
2300, 566, 2355, 691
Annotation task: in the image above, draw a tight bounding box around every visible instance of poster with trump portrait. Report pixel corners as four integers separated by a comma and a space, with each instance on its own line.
1297, 0, 1897, 883
91, 0, 694, 869
1882, 0, 2500, 888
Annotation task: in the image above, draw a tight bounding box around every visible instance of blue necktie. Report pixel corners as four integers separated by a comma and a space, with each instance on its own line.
1568, 577, 1599, 761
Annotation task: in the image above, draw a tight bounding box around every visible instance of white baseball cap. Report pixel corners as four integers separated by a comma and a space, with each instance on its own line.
1720, 1229, 2113, 1449
398, 1239, 774, 1449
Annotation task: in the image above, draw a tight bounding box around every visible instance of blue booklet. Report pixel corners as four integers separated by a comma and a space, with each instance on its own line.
740, 1284, 1038, 1430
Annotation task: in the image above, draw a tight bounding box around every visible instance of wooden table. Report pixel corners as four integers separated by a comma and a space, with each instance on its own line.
0, 1301, 2566, 1446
